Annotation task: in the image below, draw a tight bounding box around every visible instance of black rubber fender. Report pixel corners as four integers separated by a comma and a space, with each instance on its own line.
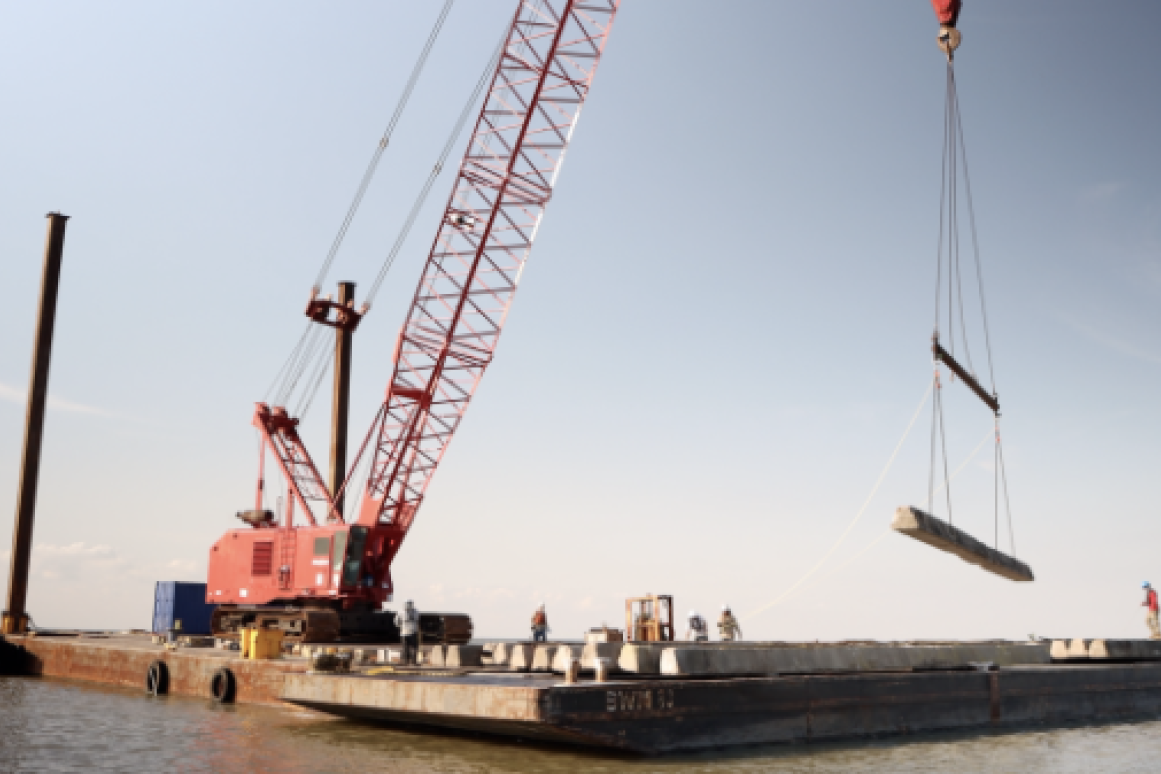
210, 666, 236, 703
145, 659, 169, 696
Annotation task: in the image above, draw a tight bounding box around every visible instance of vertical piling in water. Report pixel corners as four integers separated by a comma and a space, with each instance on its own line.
329, 281, 355, 518
3, 213, 69, 636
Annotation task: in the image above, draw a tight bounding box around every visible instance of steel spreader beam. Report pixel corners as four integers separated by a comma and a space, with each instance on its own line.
932, 338, 999, 414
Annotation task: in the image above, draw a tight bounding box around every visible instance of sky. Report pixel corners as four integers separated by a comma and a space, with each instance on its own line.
1, 0, 1159, 642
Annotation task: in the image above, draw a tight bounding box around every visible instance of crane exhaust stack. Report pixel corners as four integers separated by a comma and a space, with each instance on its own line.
892, 506, 1034, 582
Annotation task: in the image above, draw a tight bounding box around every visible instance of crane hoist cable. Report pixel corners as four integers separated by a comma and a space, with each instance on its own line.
261, 0, 458, 409
927, 43, 1013, 542
311, 0, 457, 296
267, 26, 507, 418
362, 31, 505, 310
892, 2, 1030, 581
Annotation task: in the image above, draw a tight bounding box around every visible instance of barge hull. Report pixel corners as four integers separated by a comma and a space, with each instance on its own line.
283, 664, 1161, 753
2, 634, 297, 704
8, 634, 1161, 753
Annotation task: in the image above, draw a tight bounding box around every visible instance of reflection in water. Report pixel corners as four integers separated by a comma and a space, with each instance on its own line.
3, 676, 1161, 773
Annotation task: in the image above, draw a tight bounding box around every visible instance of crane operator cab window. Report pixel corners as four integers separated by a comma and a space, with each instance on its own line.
331, 527, 369, 588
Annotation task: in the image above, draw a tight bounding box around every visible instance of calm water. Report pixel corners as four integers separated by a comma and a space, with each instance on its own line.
4, 676, 1161, 773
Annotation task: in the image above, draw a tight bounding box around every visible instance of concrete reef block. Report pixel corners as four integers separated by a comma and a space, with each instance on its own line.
660, 642, 1050, 677
508, 643, 535, 672
1068, 639, 1092, 658
892, 506, 1034, 582
489, 642, 511, 667
426, 645, 447, 667
618, 643, 663, 674
550, 644, 585, 673
1050, 640, 1071, 660
531, 645, 559, 672
553, 642, 622, 673
582, 642, 624, 671
446, 645, 483, 668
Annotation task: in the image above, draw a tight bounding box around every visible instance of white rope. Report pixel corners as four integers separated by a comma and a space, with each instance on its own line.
747, 382, 932, 621
933, 425, 993, 498
760, 424, 997, 610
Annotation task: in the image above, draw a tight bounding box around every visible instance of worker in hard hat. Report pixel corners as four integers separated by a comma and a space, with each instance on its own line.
531, 603, 549, 642
686, 610, 708, 642
718, 605, 743, 642
395, 600, 420, 665
1143, 583, 1160, 640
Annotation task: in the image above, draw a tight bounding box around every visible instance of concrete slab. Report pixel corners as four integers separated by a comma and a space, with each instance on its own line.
618, 641, 728, 673
892, 506, 1034, 582
660, 642, 1051, 677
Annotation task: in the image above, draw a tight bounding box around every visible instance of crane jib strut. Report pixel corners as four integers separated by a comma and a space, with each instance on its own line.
251, 0, 621, 567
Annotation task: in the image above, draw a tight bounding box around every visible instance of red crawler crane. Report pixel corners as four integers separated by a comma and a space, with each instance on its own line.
208, 0, 621, 642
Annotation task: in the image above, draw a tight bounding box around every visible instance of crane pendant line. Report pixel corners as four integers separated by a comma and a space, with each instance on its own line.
356, 0, 621, 537
251, 0, 620, 535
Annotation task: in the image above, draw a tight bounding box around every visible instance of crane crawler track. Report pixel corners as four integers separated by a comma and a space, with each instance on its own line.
210, 605, 472, 645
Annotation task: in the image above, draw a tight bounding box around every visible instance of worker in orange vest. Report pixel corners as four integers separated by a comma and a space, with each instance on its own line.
1143, 582, 1160, 640
531, 603, 548, 642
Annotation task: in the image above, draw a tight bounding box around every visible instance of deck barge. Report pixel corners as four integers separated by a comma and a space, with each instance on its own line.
5, 633, 1161, 753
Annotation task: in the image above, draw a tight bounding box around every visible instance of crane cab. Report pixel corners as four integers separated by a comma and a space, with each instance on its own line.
206, 523, 392, 608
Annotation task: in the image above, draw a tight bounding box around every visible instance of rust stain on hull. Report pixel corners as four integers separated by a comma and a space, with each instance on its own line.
7, 634, 302, 705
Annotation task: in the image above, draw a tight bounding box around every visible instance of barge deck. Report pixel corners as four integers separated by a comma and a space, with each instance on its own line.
5, 633, 1161, 754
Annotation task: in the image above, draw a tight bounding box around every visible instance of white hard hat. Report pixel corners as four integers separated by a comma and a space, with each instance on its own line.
722, 604, 730, 611
689, 610, 696, 617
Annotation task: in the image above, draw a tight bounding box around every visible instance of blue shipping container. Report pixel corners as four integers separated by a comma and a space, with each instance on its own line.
152, 581, 215, 635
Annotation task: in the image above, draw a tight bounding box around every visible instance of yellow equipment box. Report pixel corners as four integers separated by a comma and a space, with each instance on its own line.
240, 627, 284, 660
